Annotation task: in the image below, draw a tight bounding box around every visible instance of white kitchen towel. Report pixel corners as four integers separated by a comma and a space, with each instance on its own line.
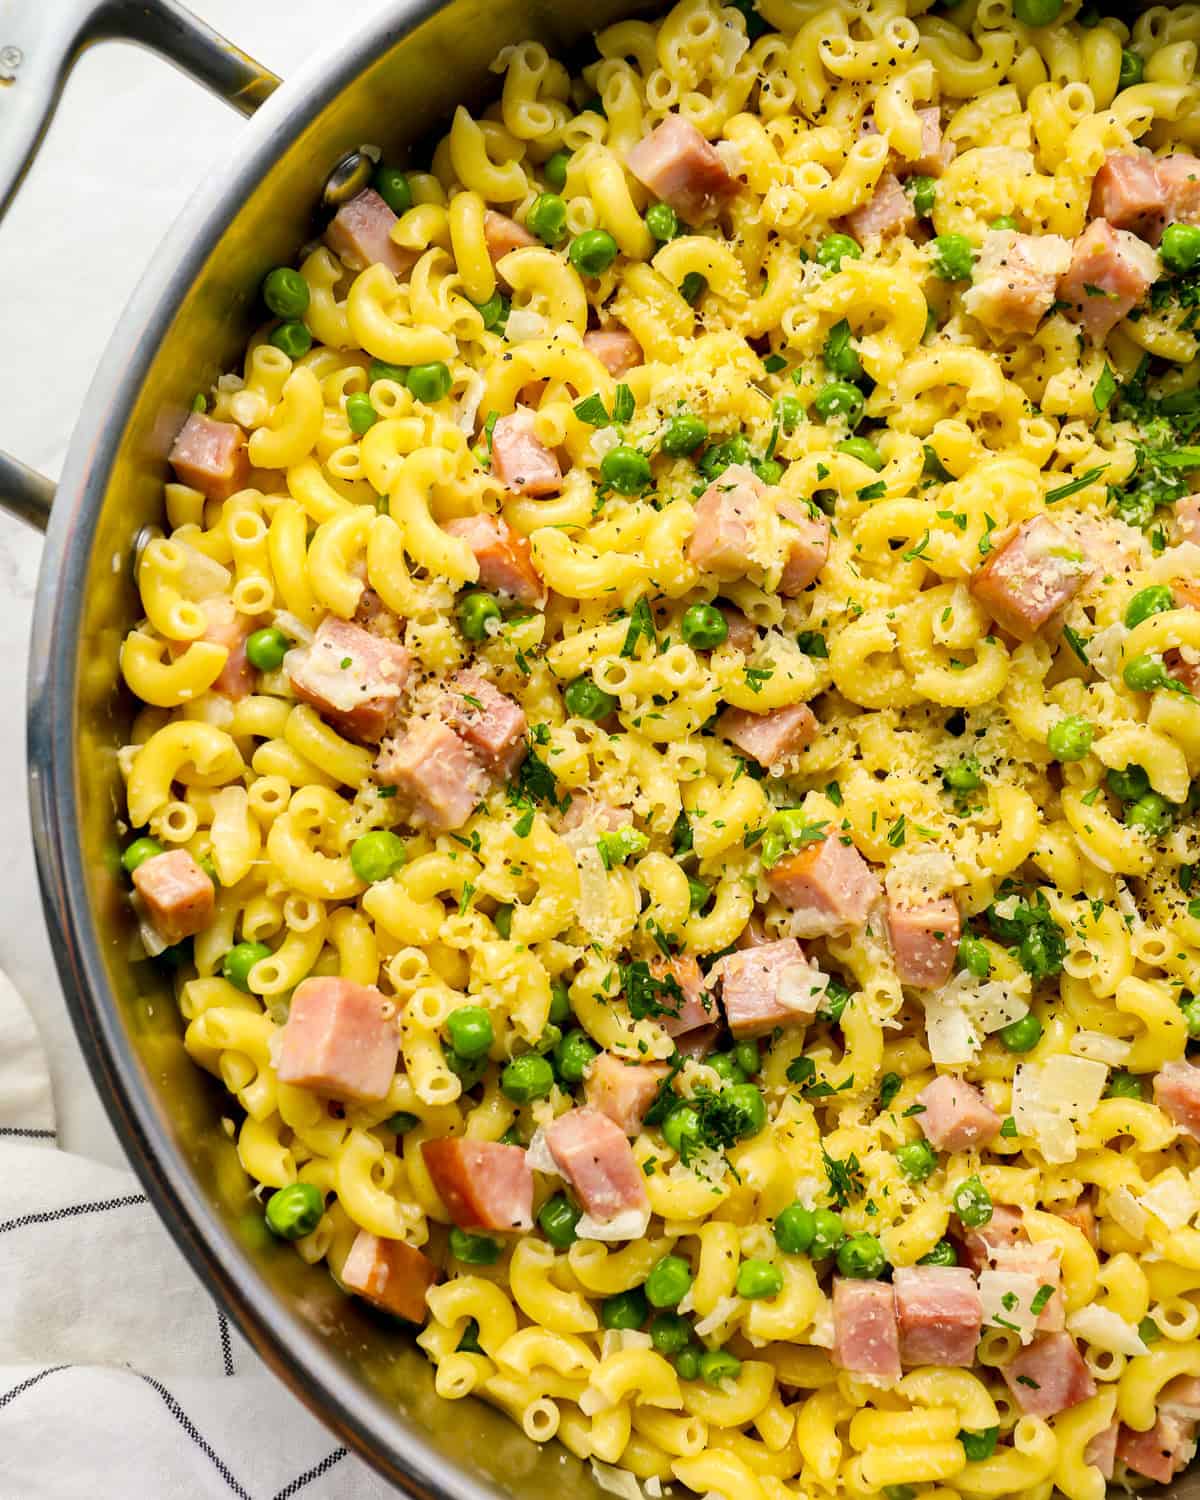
0, 969, 395, 1499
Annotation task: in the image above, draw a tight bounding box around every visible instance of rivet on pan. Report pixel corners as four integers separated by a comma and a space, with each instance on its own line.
0, 46, 22, 80
320, 145, 381, 216
132, 524, 163, 580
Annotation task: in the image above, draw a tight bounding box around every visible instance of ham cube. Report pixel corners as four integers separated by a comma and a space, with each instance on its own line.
963, 230, 1072, 335
374, 717, 488, 832
886, 895, 961, 990
777, 501, 831, 594
168, 413, 250, 502
765, 834, 882, 937
675, 1024, 719, 1059
585, 1053, 668, 1135
1154, 1059, 1200, 1140
1054, 1193, 1098, 1249
687, 464, 765, 579
1085, 1421, 1119, 1480
583, 329, 643, 377
916, 1074, 1000, 1152
491, 410, 562, 497
969, 515, 1090, 641
718, 937, 829, 1037
651, 955, 714, 1038
908, 107, 954, 178
1165, 646, 1200, 696
276, 977, 399, 1103
441, 670, 527, 778
1117, 1415, 1198, 1485
1001, 1331, 1095, 1418
893, 1266, 983, 1368
833, 1279, 901, 1384
354, 587, 402, 639
198, 597, 254, 700
544, 1107, 649, 1226
625, 114, 739, 224
960, 1204, 1026, 1273
841, 173, 916, 242
1162, 1376, 1200, 1422
324, 188, 414, 277
1058, 219, 1159, 340
720, 607, 757, 653
443, 514, 546, 608
286, 616, 412, 742
1174, 494, 1200, 545
484, 209, 538, 265
1089, 153, 1166, 235
717, 702, 818, 769
341, 1230, 439, 1323
421, 1138, 534, 1232
1155, 154, 1200, 227
132, 849, 215, 945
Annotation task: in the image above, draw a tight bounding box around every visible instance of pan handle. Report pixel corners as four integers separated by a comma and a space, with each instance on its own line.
0, 0, 281, 531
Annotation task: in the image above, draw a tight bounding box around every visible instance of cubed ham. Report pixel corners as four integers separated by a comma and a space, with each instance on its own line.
201, 598, 254, 700
1165, 646, 1200, 695
674, 1025, 719, 1059
907, 107, 954, 178
1002, 1331, 1096, 1418
969, 515, 1091, 641
841, 173, 916, 242
561, 793, 629, 833
421, 1138, 534, 1232
490, 410, 562, 497
168, 413, 250, 502
286, 616, 412, 742
960, 1204, 1026, 1273
720, 607, 757, 653
1085, 1421, 1119, 1480
583, 329, 643, 377
1058, 219, 1159, 340
651, 955, 715, 1038
131, 849, 215, 945
916, 1074, 1000, 1152
324, 188, 414, 277
443, 514, 547, 609
687, 465, 765, 579
276, 977, 399, 1103
893, 1266, 983, 1368
1089, 153, 1165, 236
1155, 154, 1200, 228
340, 1230, 438, 1323
765, 834, 882, 937
374, 717, 488, 832
832, 1279, 901, 1384
1117, 1415, 1198, 1484
585, 1053, 668, 1135
353, 587, 401, 639
440, 670, 527, 778
1054, 1193, 1098, 1249
1155, 1059, 1200, 1140
886, 895, 961, 990
777, 501, 831, 594
1175, 494, 1200, 545
484, 209, 538, 265
625, 114, 739, 224
717, 702, 819, 769
544, 1107, 649, 1226
717, 937, 829, 1037
1162, 1376, 1200, 1422
962, 230, 1072, 335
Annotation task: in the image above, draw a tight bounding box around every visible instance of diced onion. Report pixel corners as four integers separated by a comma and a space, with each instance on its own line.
576, 1203, 652, 1242
273, 610, 314, 646
505, 308, 549, 342
456, 371, 485, 435
694, 1295, 741, 1339
1068, 1305, 1148, 1357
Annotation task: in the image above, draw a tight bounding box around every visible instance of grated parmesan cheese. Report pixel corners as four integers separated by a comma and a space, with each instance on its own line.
1108, 1185, 1147, 1238
978, 1269, 1042, 1344
1070, 1030, 1131, 1066
1140, 1168, 1199, 1231
577, 1203, 653, 1243
1011, 1055, 1108, 1165
1067, 1305, 1148, 1356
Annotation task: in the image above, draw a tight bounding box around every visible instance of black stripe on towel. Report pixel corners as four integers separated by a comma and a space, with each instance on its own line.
274, 1448, 349, 1499
139, 1375, 253, 1499
0, 1194, 147, 1236
0, 1365, 70, 1412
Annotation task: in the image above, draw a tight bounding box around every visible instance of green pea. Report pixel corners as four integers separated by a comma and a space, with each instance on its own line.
681, 602, 728, 649
446, 1005, 494, 1060
774, 1203, 816, 1255
774, 394, 802, 429
709, 1052, 746, 1086
944, 757, 983, 791
1046, 715, 1095, 763
646, 1253, 694, 1308
816, 233, 861, 271
121, 837, 164, 875
1162, 222, 1200, 274
954, 1174, 993, 1229
554, 1029, 599, 1084
1118, 47, 1144, 90
346, 392, 378, 434
909, 175, 937, 218
661, 1104, 700, 1157
1124, 652, 1169, 692
918, 1239, 958, 1267
1107, 764, 1151, 802
1013, 0, 1063, 22
1125, 584, 1176, 628
680, 271, 708, 304
957, 933, 992, 979
1106, 1069, 1146, 1100
527, 192, 568, 246
601, 444, 652, 494
456, 1318, 483, 1353
500, 1053, 555, 1103
549, 978, 572, 1026
991, 214, 1020, 231
649, 1312, 692, 1354
535, 1023, 561, 1055
896, 1140, 938, 1182
753, 458, 784, 485
385, 1111, 420, 1134
998, 1012, 1043, 1053
932, 233, 975, 281
661, 412, 709, 456
735, 1258, 783, 1299
447, 1049, 488, 1090
544, 150, 571, 192
374, 165, 413, 216
538, 1193, 581, 1248
262, 267, 310, 320
563, 675, 617, 720
369, 359, 409, 385
823, 320, 862, 381
601, 1287, 648, 1330
1181, 998, 1200, 1039
698, 1349, 741, 1387
265, 1182, 324, 1240
569, 229, 619, 277
457, 591, 502, 642
812, 381, 865, 428
809, 1208, 845, 1259
837, 1232, 887, 1279
474, 292, 508, 331
449, 1227, 503, 1265
734, 1040, 760, 1077
700, 435, 751, 478
245, 626, 290, 672
269, 320, 312, 359
221, 941, 272, 992
407, 362, 453, 404
688, 877, 711, 913
836, 436, 884, 471
674, 1346, 702, 1381
349, 830, 407, 884
645, 202, 679, 242
1126, 792, 1172, 836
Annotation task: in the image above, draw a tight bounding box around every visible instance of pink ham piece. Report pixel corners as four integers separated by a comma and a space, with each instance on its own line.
375, 717, 488, 832
287, 616, 412, 743
625, 114, 739, 224
687, 464, 765, 579
561, 793, 629, 834
886, 895, 961, 989
131, 849, 215, 945
963, 230, 1072, 335
1058, 218, 1159, 340
490, 410, 562, 497
778, 502, 832, 594
908, 107, 954, 178
717, 702, 818, 769
276, 977, 399, 1103
765, 833, 882, 937
1154, 1059, 1200, 1139
1175, 494, 1200, 544
675, 1025, 719, 1059
1054, 1193, 1098, 1249
720, 607, 757, 653
421, 1138, 534, 1232
340, 1230, 439, 1323
440, 670, 528, 778
893, 1266, 983, 1368
1089, 153, 1166, 236
1156, 154, 1200, 227
841, 173, 916, 242
325, 188, 413, 277
969, 515, 1091, 641
916, 1074, 1000, 1152
444, 514, 547, 608
651, 955, 714, 1039
484, 209, 539, 264
168, 413, 250, 502
1117, 1415, 1198, 1485
583, 329, 643, 377
833, 1279, 901, 1384
1162, 1375, 1200, 1421
543, 1107, 649, 1225
718, 937, 828, 1037
1085, 1422, 1119, 1480
1002, 1331, 1096, 1418
1165, 646, 1200, 695
585, 1053, 668, 1135
201, 598, 255, 700
960, 1204, 1026, 1273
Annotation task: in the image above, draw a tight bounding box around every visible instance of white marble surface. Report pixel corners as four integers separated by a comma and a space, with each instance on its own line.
0, 0, 388, 1163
